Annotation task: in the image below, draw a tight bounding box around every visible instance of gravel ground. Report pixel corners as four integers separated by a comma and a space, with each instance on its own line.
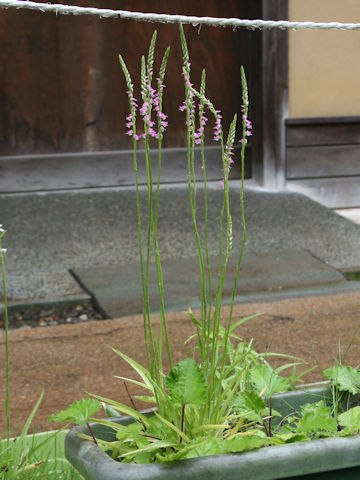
0, 302, 105, 329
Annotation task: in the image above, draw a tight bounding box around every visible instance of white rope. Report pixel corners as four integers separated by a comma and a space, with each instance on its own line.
1, 0, 360, 31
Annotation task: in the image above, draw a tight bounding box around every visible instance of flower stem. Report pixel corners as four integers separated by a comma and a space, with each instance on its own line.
0, 233, 10, 443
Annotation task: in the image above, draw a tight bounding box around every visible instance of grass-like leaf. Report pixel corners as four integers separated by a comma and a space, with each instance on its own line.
87, 393, 150, 427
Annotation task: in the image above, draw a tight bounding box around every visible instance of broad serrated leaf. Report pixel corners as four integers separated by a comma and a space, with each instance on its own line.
338, 406, 360, 429
49, 398, 101, 426
250, 364, 291, 396
133, 451, 153, 464
165, 358, 207, 406
298, 401, 337, 435
323, 365, 360, 395
116, 421, 143, 442
230, 391, 266, 421
184, 438, 224, 458
223, 435, 269, 453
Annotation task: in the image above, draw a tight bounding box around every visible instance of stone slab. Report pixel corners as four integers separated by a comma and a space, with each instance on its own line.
1, 185, 360, 302
71, 249, 346, 318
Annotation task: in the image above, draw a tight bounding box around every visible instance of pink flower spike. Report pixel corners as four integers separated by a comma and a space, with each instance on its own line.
126, 114, 132, 121
133, 134, 140, 140
147, 84, 156, 95
179, 105, 187, 112
219, 179, 225, 189
126, 129, 133, 136
149, 127, 159, 139
140, 102, 149, 115
126, 121, 132, 128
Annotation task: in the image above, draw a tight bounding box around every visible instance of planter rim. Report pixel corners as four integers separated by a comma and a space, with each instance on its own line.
65, 383, 360, 480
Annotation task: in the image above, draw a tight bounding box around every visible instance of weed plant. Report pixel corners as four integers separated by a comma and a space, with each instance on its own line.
0, 229, 82, 479
51, 27, 360, 463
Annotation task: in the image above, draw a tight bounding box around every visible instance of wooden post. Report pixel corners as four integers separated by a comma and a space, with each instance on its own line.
252, 0, 289, 189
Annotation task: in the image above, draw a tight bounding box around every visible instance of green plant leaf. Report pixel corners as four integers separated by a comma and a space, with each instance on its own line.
275, 433, 308, 444
87, 393, 150, 426
230, 391, 266, 422
154, 412, 191, 443
120, 440, 179, 459
134, 395, 157, 403
103, 403, 122, 418
112, 350, 155, 392
298, 401, 337, 436
223, 435, 269, 453
165, 358, 207, 406
229, 313, 264, 333
323, 365, 360, 394
338, 406, 360, 429
250, 364, 291, 396
184, 438, 224, 458
49, 398, 101, 426
186, 310, 201, 328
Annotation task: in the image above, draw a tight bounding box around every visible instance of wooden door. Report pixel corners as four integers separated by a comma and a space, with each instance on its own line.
0, 0, 258, 153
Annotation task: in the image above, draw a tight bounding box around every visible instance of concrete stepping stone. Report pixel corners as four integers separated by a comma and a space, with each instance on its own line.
71, 249, 352, 318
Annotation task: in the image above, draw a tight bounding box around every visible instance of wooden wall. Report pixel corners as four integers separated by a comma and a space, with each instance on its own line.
0, 1, 256, 156
286, 117, 360, 208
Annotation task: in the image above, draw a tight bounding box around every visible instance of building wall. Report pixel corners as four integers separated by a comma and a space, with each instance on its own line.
289, 0, 360, 118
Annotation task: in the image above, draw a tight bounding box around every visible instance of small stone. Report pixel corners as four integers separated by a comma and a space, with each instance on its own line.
66, 317, 73, 323
79, 314, 88, 321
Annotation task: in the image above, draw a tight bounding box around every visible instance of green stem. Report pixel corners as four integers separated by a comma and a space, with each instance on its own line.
133, 141, 158, 380
0, 236, 10, 442
144, 133, 172, 376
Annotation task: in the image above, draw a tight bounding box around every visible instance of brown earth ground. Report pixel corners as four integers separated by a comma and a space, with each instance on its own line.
1, 291, 360, 436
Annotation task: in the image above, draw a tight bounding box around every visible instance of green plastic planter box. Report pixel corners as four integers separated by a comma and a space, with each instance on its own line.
65, 385, 360, 480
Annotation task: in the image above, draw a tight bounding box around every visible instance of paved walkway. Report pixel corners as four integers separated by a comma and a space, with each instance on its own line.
1, 183, 360, 315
